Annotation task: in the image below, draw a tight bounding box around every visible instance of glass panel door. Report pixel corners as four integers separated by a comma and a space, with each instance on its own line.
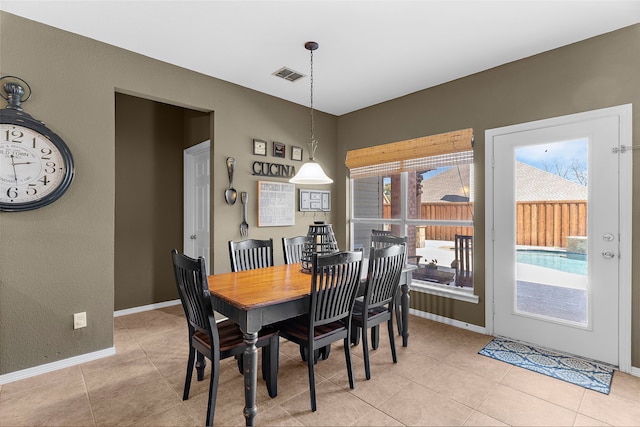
490, 112, 620, 366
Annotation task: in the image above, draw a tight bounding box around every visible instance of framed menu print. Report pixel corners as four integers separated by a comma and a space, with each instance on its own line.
258, 180, 295, 226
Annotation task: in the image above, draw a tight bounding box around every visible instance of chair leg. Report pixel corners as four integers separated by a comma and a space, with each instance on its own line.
395, 296, 403, 335
371, 325, 380, 350
388, 318, 397, 363
183, 346, 196, 400
343, 336, 356, 389
361, 324, 371, 380
205, 355, 220, 427
196, 351, 207, 381
236, 354, 244, 375
350, 324, 361, 346
263, 335, 279, 398
320, 344, 331, 360
306, 344, 317, 412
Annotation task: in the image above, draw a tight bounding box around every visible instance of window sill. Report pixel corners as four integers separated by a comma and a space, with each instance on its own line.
410, 280, 480, 304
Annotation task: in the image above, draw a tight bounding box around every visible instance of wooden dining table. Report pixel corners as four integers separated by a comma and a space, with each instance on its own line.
207, 261, 415, 426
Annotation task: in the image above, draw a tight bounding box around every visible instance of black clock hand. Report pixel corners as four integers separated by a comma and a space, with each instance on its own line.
12, 162, 34, 166
10, 154, 18, 183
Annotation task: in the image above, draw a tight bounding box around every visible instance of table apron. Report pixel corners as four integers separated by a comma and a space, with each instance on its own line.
211, 296, 309, 333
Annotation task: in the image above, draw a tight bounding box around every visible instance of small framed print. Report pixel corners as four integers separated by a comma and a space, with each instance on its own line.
299, 189, 331, 212
291, 146, 303, 161
253, 139, 267, 156
273, 141, 285, 158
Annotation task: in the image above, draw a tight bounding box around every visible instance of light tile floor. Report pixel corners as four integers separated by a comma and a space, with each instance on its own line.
1, 305, 639, 426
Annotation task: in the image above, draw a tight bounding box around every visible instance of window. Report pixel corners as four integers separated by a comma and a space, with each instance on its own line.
347, 129, 476, 296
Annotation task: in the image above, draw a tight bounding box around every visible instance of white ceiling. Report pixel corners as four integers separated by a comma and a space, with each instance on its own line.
3, 1, 640, 115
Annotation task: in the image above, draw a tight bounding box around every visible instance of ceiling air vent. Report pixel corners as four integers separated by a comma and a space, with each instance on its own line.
272, 67, 305, 82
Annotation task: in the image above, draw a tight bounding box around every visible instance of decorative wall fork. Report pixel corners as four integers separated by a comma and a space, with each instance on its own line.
240, 192, 249, 237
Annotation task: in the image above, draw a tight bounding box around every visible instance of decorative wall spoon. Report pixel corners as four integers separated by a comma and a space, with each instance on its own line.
225, 157, 237, 205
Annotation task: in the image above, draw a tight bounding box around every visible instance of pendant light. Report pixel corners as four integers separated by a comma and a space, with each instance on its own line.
289, 41, 333, 185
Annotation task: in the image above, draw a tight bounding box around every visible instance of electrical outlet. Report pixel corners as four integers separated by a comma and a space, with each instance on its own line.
73, 312, 87, 329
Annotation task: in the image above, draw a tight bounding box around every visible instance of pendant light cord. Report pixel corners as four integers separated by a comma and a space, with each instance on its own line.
308, 47, 317, 160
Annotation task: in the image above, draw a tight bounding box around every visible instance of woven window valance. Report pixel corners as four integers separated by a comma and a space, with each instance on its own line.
345, 128, 473, 178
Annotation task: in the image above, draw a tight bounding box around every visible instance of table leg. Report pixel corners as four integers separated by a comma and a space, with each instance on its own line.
400, 282, 410, 347
242, 331, 258, 426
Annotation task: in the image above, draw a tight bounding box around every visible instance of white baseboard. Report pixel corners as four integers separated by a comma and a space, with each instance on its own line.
630, 366, 640, 378
1, 300, 182, 385
0, 347, 115, 385
114, 299, 181, 317
408, 308, 487, 335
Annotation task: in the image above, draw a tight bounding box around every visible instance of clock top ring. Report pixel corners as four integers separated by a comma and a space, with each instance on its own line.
0, 76, 32, 106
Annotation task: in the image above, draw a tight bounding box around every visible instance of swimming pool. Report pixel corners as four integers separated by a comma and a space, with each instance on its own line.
516, 250, 587, 276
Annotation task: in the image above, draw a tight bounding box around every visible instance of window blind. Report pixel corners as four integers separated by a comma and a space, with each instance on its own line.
345, 128, 473, 178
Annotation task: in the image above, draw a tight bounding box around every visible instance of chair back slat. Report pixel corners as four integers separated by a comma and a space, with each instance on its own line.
282, 236, 307, 264
365, 244, 406, 309
171, 250, 220, 344
371, 234, 408, 264
310, 251, 363, 327
229, 238, 274, 272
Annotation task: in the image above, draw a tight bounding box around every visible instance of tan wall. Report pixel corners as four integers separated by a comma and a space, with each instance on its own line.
114, 94, 189, 311
0, 12, 336, 374
335, 24, 640, 367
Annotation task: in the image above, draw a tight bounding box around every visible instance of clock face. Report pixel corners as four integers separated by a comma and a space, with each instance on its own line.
0, 119, 74, 211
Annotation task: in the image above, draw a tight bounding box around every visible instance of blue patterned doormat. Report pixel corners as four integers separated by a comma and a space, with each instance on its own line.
479, 337, 613, 394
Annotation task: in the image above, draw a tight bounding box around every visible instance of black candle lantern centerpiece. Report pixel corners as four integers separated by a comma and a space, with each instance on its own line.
300, 221, 339, 272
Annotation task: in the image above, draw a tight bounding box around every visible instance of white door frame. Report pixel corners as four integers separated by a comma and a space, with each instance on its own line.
485, 104, 632, 373
184, 140, 211, 272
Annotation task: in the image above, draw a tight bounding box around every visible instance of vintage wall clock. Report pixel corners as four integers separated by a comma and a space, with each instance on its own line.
0, 76, 74, 212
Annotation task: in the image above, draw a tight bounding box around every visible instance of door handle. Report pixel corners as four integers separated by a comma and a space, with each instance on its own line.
602, 250, 615, 259
190, 234, 197, 240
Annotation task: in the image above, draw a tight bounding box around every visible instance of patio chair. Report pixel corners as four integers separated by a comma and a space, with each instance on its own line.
453, 234, 473, 287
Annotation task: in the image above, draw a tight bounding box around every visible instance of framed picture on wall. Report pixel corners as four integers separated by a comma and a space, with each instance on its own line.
253, 139, 267, 156
291, 146, 303, 161
273, 141, 285, 158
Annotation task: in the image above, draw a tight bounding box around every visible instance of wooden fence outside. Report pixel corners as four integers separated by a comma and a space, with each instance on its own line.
515, 200, 587, 248
385, 200, 587, 248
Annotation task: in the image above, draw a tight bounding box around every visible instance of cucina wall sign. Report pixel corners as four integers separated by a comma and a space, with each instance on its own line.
252, 161, 296, 178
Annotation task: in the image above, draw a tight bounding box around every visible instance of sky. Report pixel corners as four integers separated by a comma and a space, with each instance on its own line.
515, 138, 588, 170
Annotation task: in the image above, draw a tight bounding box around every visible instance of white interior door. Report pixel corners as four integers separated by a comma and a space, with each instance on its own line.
184, 140, 210, 273
486, 105, 632, 367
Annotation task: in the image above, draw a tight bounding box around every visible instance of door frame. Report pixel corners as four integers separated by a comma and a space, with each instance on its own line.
184, 139, 211, 271
485, 104, 632, 373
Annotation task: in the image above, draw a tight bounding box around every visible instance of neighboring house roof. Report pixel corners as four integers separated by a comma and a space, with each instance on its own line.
419, 162, 586, 203
420, 164, 473, 203
515, 161, 587, 201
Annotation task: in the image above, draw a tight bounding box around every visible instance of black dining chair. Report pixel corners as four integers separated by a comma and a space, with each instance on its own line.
171, 249, 279, 427
282, 235, 307, 264
275, 250, 363, 412
370, 233, 418, 337
228, 238, 274, 272
351, 243, 405, 380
